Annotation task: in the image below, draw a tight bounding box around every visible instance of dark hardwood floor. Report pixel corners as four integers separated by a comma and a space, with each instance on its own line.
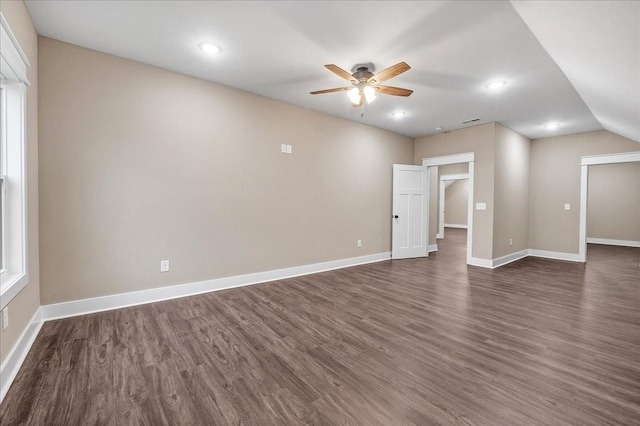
1, 229, 639, 425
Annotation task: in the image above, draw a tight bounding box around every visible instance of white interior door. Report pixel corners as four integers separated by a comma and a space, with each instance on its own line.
392, 164, 427, 259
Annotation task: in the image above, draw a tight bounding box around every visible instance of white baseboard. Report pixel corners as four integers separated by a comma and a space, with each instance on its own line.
0, 307, 43, 403
469, 248, 582, 269
0, 245, 595, 402
4, 252, 392, 404
40, 252, 391, 321
468, 257, 492, 268
492, 249, 529, 268
444, 224, 467, 229
428, 244, 438, 253
528, 249, 582, 262
586, 238, 640, 248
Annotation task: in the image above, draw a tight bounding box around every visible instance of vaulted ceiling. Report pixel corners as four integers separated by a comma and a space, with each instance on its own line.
24, 1, 639, 141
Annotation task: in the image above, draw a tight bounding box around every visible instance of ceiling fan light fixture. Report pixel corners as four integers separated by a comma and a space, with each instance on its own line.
545, 122, 561, 130
199, 42, 221, 55
347, 87, 362, 105
391, 111, 405, 118
310, 62, 412, 105
363, 86, 377, 103
485, 80, 507, 90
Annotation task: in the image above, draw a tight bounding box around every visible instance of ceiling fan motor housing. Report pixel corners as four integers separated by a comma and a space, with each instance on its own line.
353, 67, 374, 82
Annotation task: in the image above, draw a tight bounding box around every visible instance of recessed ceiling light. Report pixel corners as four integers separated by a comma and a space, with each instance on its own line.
391, 111, 405, 118
435, 127, 444, 131
485, 80, 507, 90
199, 42, 221, 55
545, 122, 561, 130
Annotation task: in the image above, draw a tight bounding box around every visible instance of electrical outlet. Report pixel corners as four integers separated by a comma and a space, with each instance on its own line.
357, 239, 362, 248
564, 203, 571, 211
286, 144, 292, 154
281, 144, 287, 153
509, 238, 513, 247
160, 260, 170, 272
2, 307, 8, 330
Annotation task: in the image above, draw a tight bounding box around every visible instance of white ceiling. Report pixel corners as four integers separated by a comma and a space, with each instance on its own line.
511, 1, 639, 142
23, 1, 638, 141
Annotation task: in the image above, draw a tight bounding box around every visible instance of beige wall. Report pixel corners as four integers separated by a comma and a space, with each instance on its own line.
493, 124, 530, 258
587, 163, 640, 242
38, 37, 414, 305
444, 180, 468, 226
529, 130, 639, 253
0, 1, 40, 364
414, 123, 496, 259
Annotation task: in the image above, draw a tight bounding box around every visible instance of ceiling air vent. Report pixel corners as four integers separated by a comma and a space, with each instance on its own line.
461, 118, 480, 124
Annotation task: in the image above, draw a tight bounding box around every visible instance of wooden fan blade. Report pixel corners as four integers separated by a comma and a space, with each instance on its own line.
310, 87, 352, 95
325, 64, 359, 83
375, 85, 413, 97
367, 62, 411, 84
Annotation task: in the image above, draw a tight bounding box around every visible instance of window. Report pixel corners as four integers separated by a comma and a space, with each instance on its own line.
0, 13, 30, 309
1, 85, 6, 274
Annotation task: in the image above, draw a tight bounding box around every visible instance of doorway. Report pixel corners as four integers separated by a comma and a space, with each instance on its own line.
579, 151, 640, 262
423, 153, 475, 265
437, 171, 469, 240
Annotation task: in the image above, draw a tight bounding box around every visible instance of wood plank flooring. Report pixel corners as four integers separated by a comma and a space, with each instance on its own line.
1, 229, 639, 425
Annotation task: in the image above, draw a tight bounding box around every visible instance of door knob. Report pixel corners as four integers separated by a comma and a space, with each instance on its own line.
393, 215, 399, 219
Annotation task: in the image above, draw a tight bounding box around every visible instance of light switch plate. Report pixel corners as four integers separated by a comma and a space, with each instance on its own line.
286, 145, 292, 154
476, 202, 487, 210
564, 203, 571, 211
160, 260, 170, 272
281, 144, 287, 153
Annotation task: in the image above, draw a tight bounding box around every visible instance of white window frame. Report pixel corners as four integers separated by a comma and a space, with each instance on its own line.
0, 13, 30, 310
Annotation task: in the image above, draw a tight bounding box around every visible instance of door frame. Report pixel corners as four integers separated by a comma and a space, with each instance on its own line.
579, 151, 640, 262
438, 173, 469, 239
423, 153, 475, 265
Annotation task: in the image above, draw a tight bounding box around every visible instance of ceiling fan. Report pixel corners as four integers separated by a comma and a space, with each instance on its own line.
310, 62, 413, 107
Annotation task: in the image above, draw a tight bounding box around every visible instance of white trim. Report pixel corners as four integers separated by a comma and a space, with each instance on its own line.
528, 249, 582, 262
492, 249, 529, 268
469, 250, 529, 269
466, 248, 600, 269
579, 151, 640, 262
579, 164, 588, 262
40, 252, 391, 321
428, 244, 438, 253
0, 307, 42, 403
444, 224, 467, 229
581, 151, 640, 166
440, 173, 469, 181
0, 13, 30, 85
423, 152, 475, 167
466, 162, 475, 264
422, 153, 475, 266
468, 257, 492, 268
472, 249, 584, 269
437, 173, 445, 239
427, 165, 436, 254
587, 238, 640, 247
